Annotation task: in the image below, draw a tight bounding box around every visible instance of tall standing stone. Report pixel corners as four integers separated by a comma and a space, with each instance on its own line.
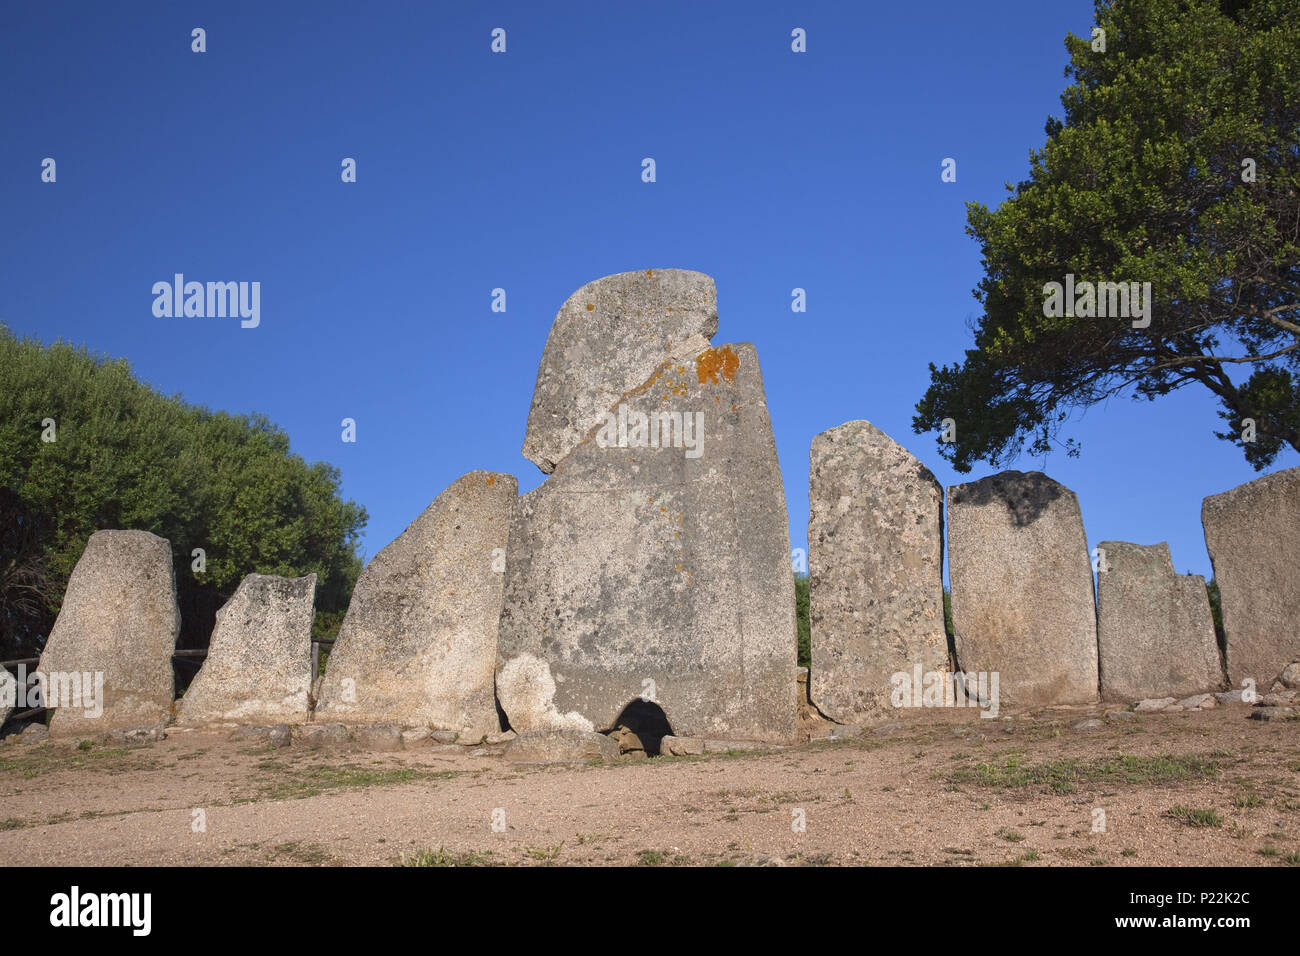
36, 530, 180, 736
498, 270, 797, 743
946, 471, 1098, 707
1202, 467, 1300, 687
316, 471, 515, 738
1095, 541, 1222, 701
808, 420, 948, 723
178, 573, 317, 725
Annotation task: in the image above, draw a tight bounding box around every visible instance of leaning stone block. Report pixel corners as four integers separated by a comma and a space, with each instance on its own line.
1096, 541, 1222, 701
178, 573, 316, 725
946, 471, 1098, 707
1202, 466, 1300, 688
36, 530, 180, 737
316, 471, 515, 738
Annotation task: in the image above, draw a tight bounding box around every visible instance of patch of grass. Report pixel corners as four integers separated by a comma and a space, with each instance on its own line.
246, 761, 459, 802
1122, 848, 1138, 857
401, 847, 496, 867
522, 844, 562, 863
637, 849, 666, 866
1233, 791, 1264, 809
997, 850, 1040, 866
267, 841, 331, 865
996, 828, 1025, 843
0, 746, 144, 779
1166, 806, 1222, 828
948, 753, 1221, 794
0, 817, 24, 830
1257, 846, 1280, 857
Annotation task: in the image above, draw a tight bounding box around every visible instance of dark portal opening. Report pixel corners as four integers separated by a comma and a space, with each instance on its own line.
610, 699, 674, 756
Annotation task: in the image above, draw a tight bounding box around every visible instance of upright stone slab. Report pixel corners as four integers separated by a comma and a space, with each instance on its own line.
1202, 467, 1300, 687
522, 269, 718, 473
316, 471, 515, 737
36, 530, 180, 736
946, 471, 1098, 707
1095, 542, 1222, 701
808, 420, 948, 723
499, 272, 797, 743
178, 573, 317, 725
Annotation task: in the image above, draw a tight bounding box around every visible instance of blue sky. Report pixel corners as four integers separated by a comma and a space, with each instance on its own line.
2, 1, 1288, 579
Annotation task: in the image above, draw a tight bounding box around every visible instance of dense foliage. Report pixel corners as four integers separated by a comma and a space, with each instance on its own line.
915, 0, 1300, 471
0, 325, 366, 657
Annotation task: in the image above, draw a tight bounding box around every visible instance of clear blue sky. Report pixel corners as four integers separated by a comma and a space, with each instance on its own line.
3, 1, 1288, 579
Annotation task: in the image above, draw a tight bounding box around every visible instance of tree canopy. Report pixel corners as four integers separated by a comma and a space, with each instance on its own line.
0, 325, 367, 657
914, 0, 1300, 471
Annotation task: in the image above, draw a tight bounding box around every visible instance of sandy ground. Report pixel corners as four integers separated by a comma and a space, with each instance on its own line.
0, 703, 1297, 867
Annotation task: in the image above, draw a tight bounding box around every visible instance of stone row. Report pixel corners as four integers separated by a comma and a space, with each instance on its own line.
15, 270, 1300, 742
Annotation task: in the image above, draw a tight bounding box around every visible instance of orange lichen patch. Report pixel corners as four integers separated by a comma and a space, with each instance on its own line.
585, 303, 595, 311
486, 475, 496, 486
696, 346, 740, 385
674, 563, 683, 571
646, 269, 654, 276
714, 395, 720, 403
667, 306, 674, 312
731, 405, 740, 411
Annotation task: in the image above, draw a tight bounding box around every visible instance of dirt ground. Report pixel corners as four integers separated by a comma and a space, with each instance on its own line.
1, 703, 1297, 867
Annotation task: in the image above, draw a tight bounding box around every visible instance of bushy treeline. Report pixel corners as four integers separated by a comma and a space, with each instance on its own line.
0, 325, 367, 657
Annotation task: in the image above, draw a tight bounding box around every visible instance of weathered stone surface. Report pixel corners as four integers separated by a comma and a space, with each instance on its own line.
1248, 706, 1294, 721
498, 338, 798, 743
808, 420, 948, 723
1203, 467, 1300, 687
179, 573, 316, 725
1280, 662, 1300, 690
269, 724, 292, 748
21, 723, 49, 743
36, 530, 180, 736
1096, 542, 1223, 701
316, 471, 515, 736
1215, 690, 1250, 705
1175, 693, 1216, 710
297, 723, 351, 748
660, 735, 705, 756
1134, 697, 1176, 712
946, 472, 1098, 707
503, 728, 619, 764
522, 269, 718, 474
353, 723, 403, 751
401, 728, 432, 747
0, 669, 14, 728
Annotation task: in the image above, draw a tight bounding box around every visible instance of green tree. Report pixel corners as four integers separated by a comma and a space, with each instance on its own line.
915, 0, 1300, 471
0, 326, 367, 657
